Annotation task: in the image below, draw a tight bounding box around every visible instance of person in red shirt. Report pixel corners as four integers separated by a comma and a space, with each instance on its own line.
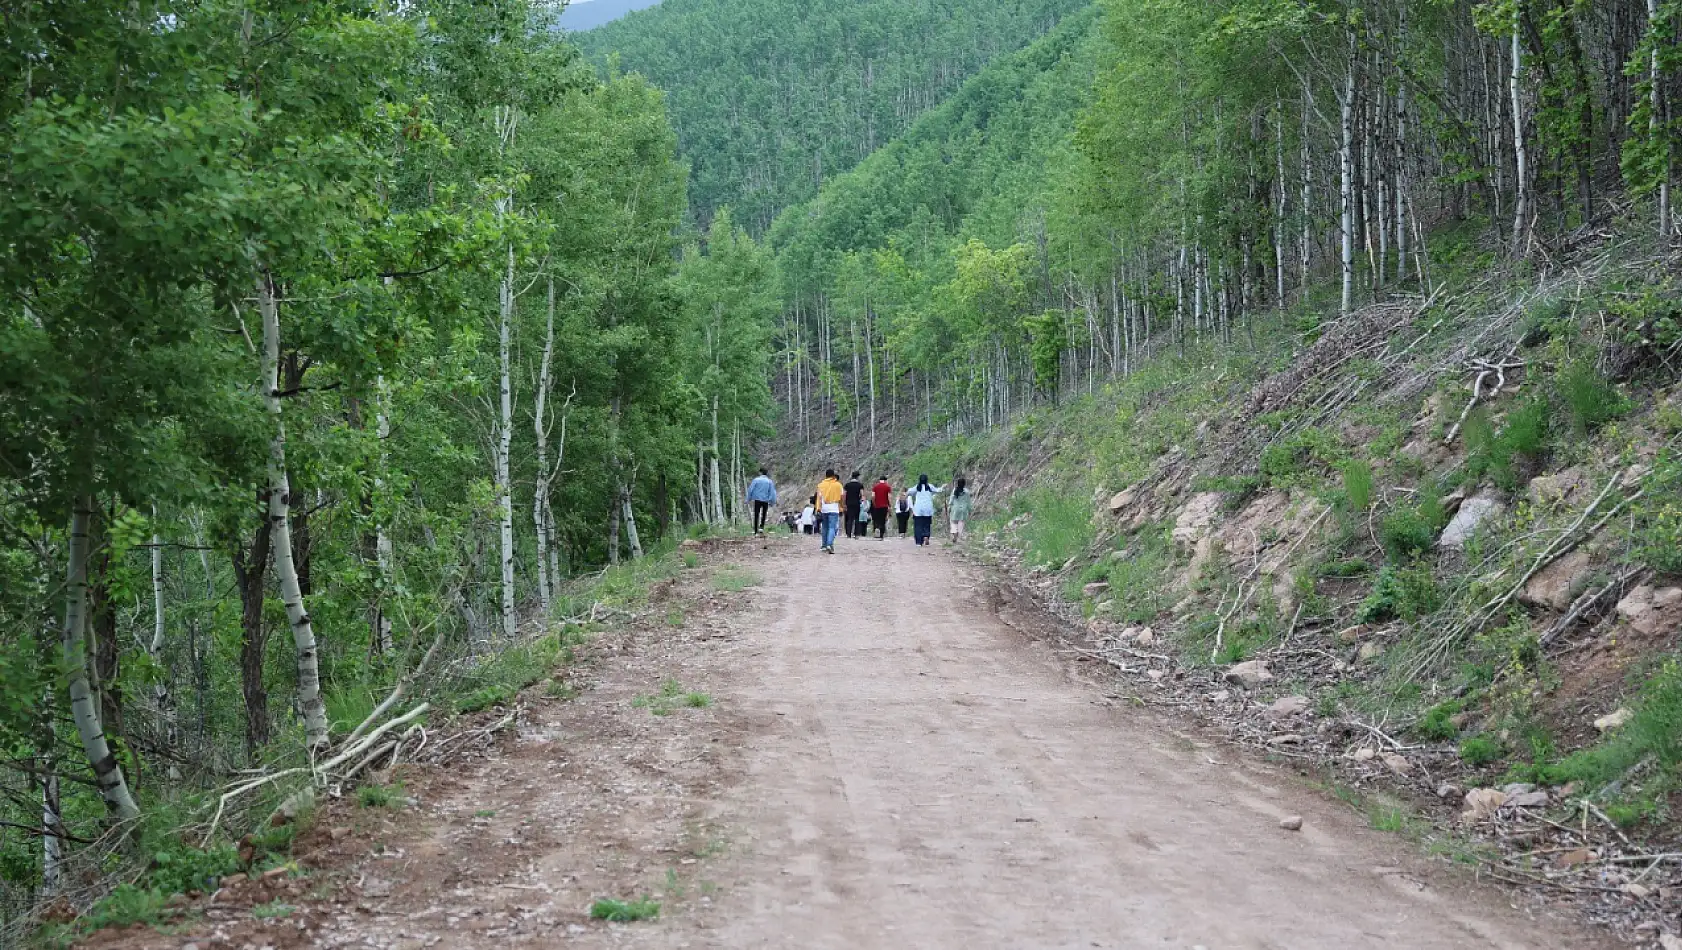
870, 475, 893, 539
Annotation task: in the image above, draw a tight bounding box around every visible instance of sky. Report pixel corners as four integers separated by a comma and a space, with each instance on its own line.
560, 0, 664, 31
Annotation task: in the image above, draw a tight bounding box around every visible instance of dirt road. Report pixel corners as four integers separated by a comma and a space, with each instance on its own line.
100, 535, 1594, 950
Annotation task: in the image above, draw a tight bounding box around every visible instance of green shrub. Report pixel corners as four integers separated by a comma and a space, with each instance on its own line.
1632, 452, 1682, 573
1459, 735, 1503, 766
1259, 428, 1346, 489
590, 897, 661, 922
357, 783, 403, 809
1100, 532, 1175, 624
1317, 557, 1372, 578
1464, 399, 1550, 492
1547, 658, 1682, 788
1556, 361, 1630, 436
82, 885, 170, 930
1417, 701, 1462, 741
1378, 491, 1447, 561
1341, 459, 1374, 511
148, 842, 240, 895
1357, 564, 1442, 623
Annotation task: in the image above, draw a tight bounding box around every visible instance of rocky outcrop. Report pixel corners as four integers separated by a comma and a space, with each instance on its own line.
1520, 549, 1594, 612
1438, 493, 1506, 549
1171, 492, 1224, 549
1614, 585, 1682, 637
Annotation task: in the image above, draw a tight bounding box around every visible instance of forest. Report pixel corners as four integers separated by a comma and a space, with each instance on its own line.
748, 0, 1682, 452
0, 0, 776, 932
577, 0, 1094, 232
4, 0, 1682, 940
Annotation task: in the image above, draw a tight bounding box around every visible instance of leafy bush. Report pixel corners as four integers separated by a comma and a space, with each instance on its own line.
1556, 361, 1630, 436
590, 897, 661, 922
82, 885, 169, 930
148, 842, 240, 895
1463, 399, 1550, 492
1317, 557, 1372, 578
1458, 735, 1503, 766
1378, 491, 1448, 561
1259, 428, 1346, 489
357, 783, 403, 809
1632, 452, 1682, 573
1416, 701, 1462, 741
1357, 564, 1442, 623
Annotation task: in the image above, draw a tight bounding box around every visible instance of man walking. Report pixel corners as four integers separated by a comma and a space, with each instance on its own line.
870, 475, 892, 539
842, 471, 865, 539
815, 470, 845, 554
747, 467, 778, 534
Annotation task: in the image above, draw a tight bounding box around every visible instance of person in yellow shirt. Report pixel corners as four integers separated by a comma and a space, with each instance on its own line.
814, 469, 845, 553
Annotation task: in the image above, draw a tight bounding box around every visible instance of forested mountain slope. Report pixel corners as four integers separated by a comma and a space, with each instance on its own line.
577, 0, 1093, 231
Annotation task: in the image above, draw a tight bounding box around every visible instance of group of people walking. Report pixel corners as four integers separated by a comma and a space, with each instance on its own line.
747, 468, 971, 554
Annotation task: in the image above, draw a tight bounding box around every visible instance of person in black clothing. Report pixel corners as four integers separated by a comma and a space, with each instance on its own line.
842, 471, 865, 539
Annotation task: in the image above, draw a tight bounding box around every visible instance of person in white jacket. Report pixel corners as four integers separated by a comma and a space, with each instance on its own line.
908, 475, 944, 547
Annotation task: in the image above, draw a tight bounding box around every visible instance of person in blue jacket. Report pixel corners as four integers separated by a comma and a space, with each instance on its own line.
747, 468, 778, 534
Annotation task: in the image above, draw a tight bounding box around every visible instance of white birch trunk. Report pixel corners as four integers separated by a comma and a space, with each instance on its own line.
709, 397, 724, 526
1510, 9, 1529, 251
496, 242, 516, 639
865, 304, 877, 448
494, 105, 519, 641
533, 280, 557, 619
41, 766, 61, 895
1651, 0, 1672, 235
1340, 56, 1357, 317
622, 490, 643, 559
148, 506, 177, 772
63, 501, 141, 821
373, 378, 393, 655
260, 277, 330, 750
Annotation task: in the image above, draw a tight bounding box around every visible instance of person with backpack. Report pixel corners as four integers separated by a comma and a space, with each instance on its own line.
842, 471, 865, 539
870, 475, 892, 539
814, 471, 845, 553
746, 467, 778, 535
895, 489, 913, 537
908, 475, 944, 547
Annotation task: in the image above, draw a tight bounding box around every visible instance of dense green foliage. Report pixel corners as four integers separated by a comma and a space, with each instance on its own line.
708, 0, 1682, 452
578, 0, 1093, 232
0, 0, 776, 930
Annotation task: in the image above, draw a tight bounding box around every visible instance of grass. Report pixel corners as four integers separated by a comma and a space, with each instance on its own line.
1088, 530, 1176, 624
357, 782, 403, 809
1459, 735, 1503, 766
634, 679, 712, 716
992, 484, 1093, 570
710, 566, 762, 592
251, 900, 295, 920
589, 897, 661, 922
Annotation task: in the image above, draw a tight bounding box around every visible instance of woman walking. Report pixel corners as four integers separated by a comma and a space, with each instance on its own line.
908, 475, 944, 547
948, 477, 973, 543
894, 490, 912, 537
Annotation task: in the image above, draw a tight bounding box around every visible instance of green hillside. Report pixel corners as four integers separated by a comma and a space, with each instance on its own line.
577, 0, 1093, 231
